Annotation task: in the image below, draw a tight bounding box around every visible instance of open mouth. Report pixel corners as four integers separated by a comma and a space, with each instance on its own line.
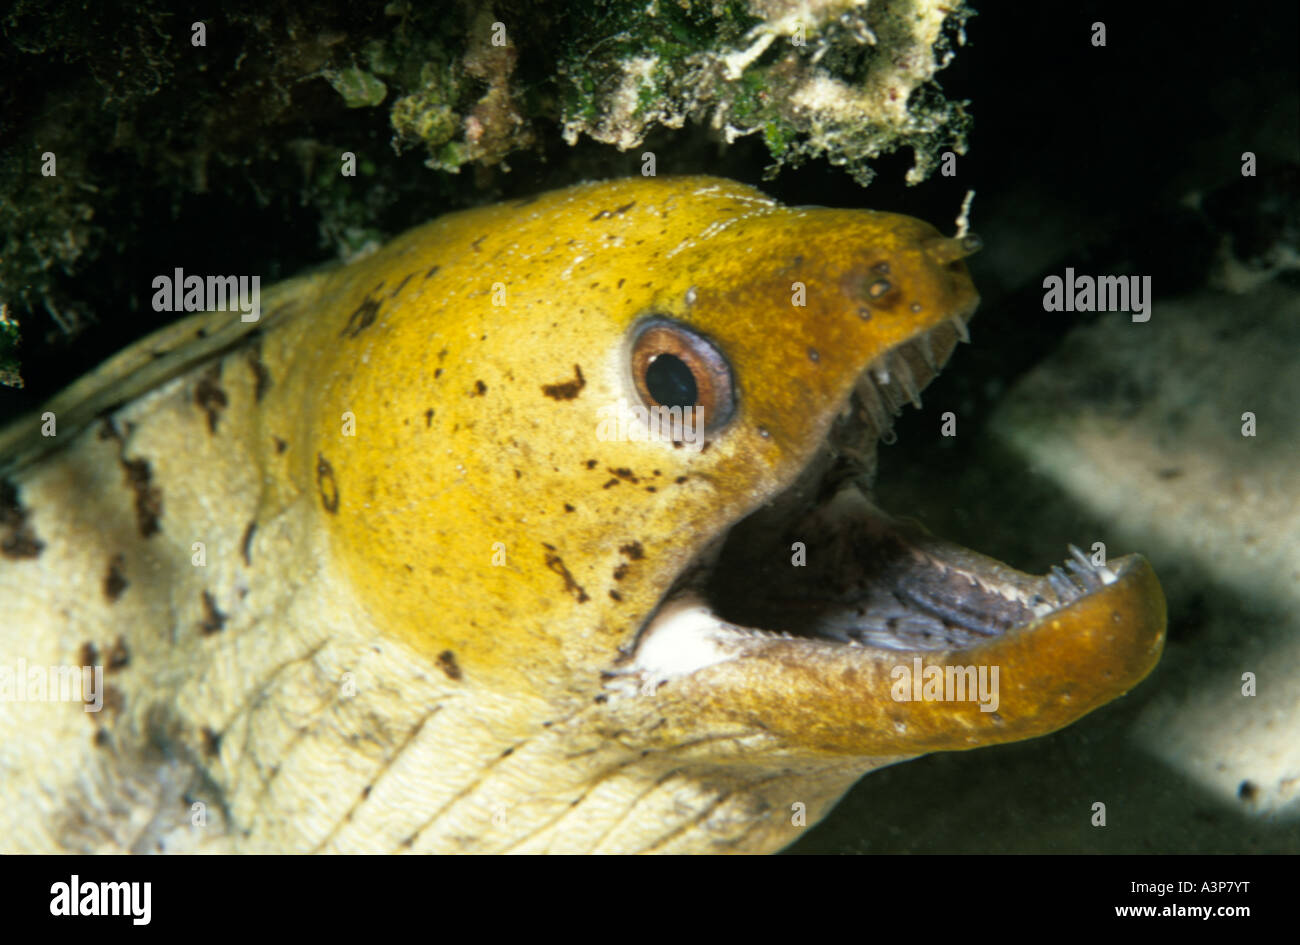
619, 308, 1156, 705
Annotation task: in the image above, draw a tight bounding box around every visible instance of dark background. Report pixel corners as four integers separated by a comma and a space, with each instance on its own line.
2, 1, 1297, 852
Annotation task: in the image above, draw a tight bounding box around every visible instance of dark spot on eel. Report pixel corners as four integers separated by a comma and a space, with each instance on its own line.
389, 273, 414, 298
590, 200, 636, 221
108, 636, 130, 669
317, 454, 340, 514
341, 293, 383, 339
194, 363, 228, 434
619, 541, 644, 560
0, 478, 44, 558
247, 341, 272, 402
199, 590, 227, 635
541, 364, 586, 400
544, 549, 590, 603
241, 521, 257, 566
121, 457, 162, 538
201, 727, 222, 757
104, 553, 128, 601
437, 650, 463, 680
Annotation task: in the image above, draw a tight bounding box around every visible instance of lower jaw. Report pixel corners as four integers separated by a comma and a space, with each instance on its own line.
619, 475, 1165, 759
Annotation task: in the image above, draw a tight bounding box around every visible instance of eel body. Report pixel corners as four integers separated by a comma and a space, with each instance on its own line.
0, 176, 1165, 853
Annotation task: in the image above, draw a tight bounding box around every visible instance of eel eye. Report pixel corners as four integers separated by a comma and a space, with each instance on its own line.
631, 318, 735, 433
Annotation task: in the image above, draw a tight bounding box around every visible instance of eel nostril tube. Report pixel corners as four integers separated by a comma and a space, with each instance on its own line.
923, 233, 983, 265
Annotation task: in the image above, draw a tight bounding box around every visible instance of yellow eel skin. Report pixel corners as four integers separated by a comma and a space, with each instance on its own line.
0, 176, 1165, 853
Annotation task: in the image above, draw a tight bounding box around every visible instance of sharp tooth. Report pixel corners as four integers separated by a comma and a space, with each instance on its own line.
1047, 566, 1077, 602
1097, 565, 1119, 585
916, 333, 938, 372
873, 363, 891, 386
875, 375, 903, 416
893, 353, 923, 408
856, 383, 892, 434
1067, 544, 1093, 571
1065, 558, 1101, 590
1032, 601, 1055, 618
951, 316, 970, 343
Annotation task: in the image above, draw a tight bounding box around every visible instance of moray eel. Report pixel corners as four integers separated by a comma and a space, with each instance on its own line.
0, 176, 1165, 853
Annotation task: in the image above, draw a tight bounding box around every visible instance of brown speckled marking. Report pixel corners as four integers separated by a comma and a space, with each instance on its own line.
423, 264, 441, 280
619, 541, 645, 560
201, 727, 222, 757
424, 408, 434, 427
608, 467, 638, 484
317, 454, 340, 514
194, 363, 228, 433
121, 457, 162, 538
104, 553, 128, 601
437, 650, 463, 680
544, 548, 589, 603
241, 521, 257, 566
199, 590, 227, 635
79, 641, 99, 668
612, 563, 629, 581
247, 339, 272, 402
0, 478, 44, 559
471, 380, 488, 397
590, 200, 636, 221
541, 364, 586, 400
273, 436, 288, 454
107, 636, 130, 669
389, 272, 415, 298
341, 286, 384, 339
